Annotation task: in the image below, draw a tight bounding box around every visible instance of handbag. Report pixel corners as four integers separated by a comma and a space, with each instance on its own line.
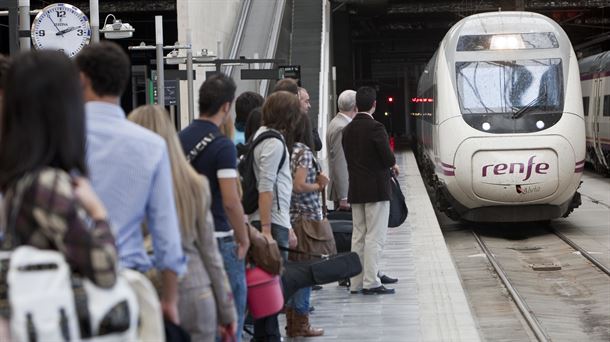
388, 175, 408, 228
289, 217, 337, 262
289, 153, 338, 261
246, 223, 283, 275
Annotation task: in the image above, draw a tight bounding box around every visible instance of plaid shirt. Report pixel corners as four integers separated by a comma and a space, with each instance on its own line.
2, 168, 117, 288
290, 143, 323, 221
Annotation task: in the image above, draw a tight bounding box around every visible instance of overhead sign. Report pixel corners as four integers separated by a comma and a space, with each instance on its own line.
278, 65, 301, 80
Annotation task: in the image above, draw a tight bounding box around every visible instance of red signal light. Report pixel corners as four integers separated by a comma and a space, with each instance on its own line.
388, 97, 394, 103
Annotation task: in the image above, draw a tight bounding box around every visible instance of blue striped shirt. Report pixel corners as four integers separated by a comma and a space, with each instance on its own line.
85, 101, 186, 275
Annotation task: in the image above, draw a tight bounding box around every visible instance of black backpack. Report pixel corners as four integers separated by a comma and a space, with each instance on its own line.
238, 130, 287, 215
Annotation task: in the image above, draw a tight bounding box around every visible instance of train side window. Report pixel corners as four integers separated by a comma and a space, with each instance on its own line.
604, 96, 610, 117
583, 97, 589, 116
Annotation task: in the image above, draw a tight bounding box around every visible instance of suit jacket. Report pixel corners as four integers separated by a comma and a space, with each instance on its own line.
342, 113, 396, 204
326, 113, 351, 202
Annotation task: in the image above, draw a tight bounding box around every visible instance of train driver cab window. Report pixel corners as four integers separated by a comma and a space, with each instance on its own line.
455, 58, 563, 116
583, 97, 589, 116
604, 95, 610, 117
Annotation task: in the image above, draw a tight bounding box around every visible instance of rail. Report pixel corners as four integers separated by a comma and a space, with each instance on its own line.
580, 193, 610, 210
259, 0, 286, 96
224, 0, 251, 78
550, 228, 610, 277
472, 231, 551, 342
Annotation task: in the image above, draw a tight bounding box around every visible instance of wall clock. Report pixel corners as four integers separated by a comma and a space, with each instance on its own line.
31, 3, 91, 57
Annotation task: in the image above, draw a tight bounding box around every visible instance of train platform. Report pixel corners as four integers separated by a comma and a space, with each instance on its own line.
282, 150, 481, 341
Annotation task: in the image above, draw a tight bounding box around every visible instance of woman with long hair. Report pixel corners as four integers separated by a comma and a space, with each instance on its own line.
249, 91, 300, 342
0, 51, 117, 287
284, 113, 332, 338
128, 105, 237, 342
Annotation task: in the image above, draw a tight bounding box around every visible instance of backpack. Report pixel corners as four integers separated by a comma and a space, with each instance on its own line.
0, 173, 140, 341
238, 130, 287, 215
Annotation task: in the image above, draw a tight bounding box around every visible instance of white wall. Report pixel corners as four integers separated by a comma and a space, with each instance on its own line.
176, 0, 241, 128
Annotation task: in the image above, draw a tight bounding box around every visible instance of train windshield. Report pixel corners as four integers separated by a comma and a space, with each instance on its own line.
456, 58, 563, 115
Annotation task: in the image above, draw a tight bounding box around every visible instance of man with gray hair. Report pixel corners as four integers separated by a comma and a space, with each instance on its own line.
326, 89, 357, 210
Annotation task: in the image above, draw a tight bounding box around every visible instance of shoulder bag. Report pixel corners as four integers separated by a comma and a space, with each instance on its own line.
246, 223, 283, 275
289, 151, 337, 261
388, 175, 408, 228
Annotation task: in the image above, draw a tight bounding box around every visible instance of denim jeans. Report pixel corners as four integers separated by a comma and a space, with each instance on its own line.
286, 286, 311, 315
250, 222, 289, 342
217, 238, 247, 342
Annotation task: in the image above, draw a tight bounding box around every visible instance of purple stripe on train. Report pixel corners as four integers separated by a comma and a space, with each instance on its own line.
580, 71, 610, 81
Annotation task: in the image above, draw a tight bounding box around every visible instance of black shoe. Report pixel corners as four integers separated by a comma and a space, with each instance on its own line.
349, 289, 361, 294
312, 285, 323, 291
362, 285, 395, 295
380, 275, 398, 284
338, 279, 350, 287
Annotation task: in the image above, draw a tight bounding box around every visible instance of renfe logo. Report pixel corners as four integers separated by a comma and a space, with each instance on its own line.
482, 156, 549, 181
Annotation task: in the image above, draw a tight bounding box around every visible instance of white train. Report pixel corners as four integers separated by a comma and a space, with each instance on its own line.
415, 11, 585, 222
580, 51, 610, 174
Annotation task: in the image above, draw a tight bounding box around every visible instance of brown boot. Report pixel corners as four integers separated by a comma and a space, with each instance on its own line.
291, 311, 324, 337
285, 307, 296, 337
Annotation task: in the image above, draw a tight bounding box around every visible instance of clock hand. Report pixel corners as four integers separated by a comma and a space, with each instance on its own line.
47, 16, 63, 35
56, 26, 78, 36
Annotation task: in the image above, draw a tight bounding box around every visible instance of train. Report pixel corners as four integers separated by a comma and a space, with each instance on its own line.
579, 51, 610, 175
414, 11, 585, 222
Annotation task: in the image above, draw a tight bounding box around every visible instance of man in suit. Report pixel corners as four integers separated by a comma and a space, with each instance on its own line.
342, 86, 399, 295
327, 89, 357, 210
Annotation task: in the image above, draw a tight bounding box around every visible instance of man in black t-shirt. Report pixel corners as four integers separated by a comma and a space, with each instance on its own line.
179, 73, 250, 341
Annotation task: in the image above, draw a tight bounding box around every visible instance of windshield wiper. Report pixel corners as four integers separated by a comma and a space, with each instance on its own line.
511, 90, 547, 119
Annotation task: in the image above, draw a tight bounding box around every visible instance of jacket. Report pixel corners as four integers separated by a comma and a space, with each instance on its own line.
342, 113, 396, 204
326, 113, 351, 202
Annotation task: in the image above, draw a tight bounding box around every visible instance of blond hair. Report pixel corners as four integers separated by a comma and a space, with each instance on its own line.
127, 105, 207, 238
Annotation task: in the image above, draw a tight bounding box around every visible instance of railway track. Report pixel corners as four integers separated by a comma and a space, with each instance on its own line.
472, 228, 610, 342
580, 193, 610, 210
550, 228, 610, 277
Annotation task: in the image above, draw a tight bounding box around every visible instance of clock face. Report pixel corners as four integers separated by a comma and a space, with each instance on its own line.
31, 3, 91, 57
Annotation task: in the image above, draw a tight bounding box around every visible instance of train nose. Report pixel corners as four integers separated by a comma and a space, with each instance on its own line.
472, 150, 558, 202
453, 135, 576, 204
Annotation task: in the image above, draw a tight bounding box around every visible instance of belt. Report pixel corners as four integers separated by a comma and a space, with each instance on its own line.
216, 235, 234, 243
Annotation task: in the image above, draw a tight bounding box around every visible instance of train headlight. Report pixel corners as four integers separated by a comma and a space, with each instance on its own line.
490, 34, 525, 50
482, 122, 491, 131
536, 120, 545, 129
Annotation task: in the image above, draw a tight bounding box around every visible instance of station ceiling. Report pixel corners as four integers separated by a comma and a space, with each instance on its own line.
331, 0, 609, 87
335, 0, 609, 59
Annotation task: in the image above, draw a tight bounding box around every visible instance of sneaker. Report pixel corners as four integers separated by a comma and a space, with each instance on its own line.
362, 285, 395, 295
380, 275, 398, 284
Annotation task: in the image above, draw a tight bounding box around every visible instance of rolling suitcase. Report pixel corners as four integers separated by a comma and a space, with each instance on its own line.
329, 220, 352, 253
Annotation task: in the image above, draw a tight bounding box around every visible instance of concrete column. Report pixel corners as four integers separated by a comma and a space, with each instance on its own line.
176, 0, 241, 129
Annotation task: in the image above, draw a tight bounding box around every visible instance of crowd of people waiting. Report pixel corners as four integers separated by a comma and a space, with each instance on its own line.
0, 40, 399, 342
